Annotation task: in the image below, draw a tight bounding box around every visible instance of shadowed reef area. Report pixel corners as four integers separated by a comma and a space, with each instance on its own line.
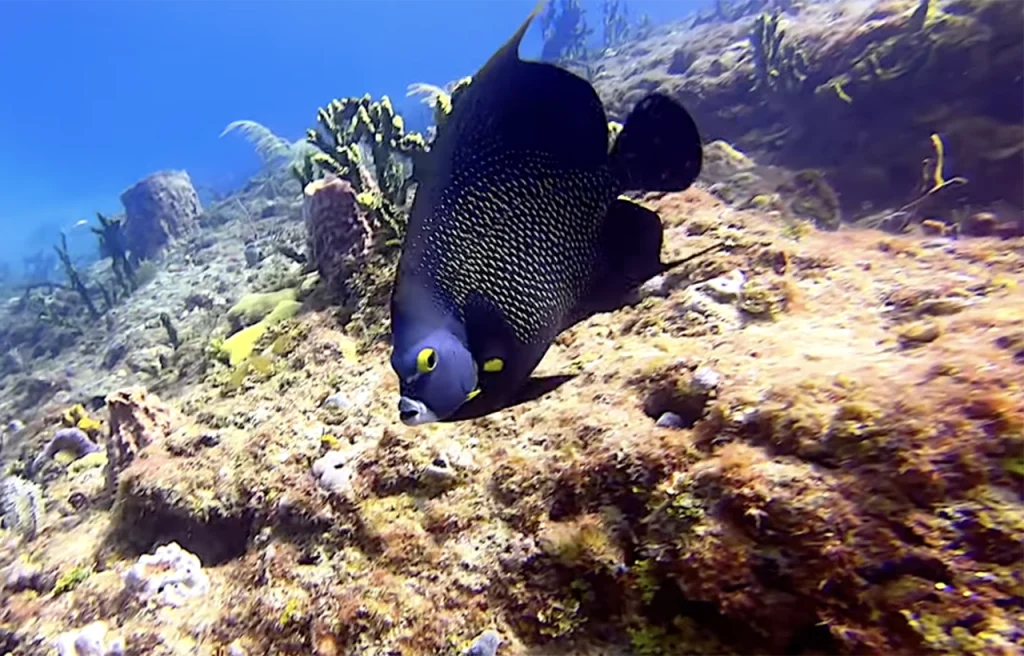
593, 0, 1023, 226
0, 0, 1021, 654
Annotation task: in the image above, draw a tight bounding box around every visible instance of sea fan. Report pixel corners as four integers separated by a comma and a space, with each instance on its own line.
406, 82, 448, 111
220, 120, 316, 168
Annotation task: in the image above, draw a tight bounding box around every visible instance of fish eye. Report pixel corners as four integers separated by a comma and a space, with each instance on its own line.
416, 348, 438, 373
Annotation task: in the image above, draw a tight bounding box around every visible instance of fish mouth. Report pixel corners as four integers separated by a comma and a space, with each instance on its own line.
398, 396, 439, 426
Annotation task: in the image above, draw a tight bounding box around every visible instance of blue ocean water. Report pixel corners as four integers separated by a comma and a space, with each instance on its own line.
0, 0, 704, 273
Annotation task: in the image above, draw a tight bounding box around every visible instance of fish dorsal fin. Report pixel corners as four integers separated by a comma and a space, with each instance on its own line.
476, 0, 546, 78
433, 0, 607, 171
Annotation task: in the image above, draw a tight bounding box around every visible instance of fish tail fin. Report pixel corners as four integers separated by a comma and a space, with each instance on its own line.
477, 0, 546, 75
610, 93, 703, 192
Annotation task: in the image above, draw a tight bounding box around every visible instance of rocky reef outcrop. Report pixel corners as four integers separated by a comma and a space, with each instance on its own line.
594, 0, 1023, 220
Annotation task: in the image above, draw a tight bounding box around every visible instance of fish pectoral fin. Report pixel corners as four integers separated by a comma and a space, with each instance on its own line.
611, 92, 702, 193
570, 198, 666, 324
464, 292, 517, 376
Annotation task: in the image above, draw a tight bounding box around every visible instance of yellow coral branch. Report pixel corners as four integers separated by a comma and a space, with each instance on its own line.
927, 133, 968, 193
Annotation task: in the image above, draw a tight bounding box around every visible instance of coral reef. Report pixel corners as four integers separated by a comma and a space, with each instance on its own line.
593, 0, 1024, 218
0, 3, 1021, 654
123, 542, 209, 607
0, 177, 1019, 655
29, 428, 101, 477
120, 170, 202, 260
104, 387, 183, 499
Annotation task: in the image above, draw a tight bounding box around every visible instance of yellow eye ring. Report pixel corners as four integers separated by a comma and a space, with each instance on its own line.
416, 348, 438, 373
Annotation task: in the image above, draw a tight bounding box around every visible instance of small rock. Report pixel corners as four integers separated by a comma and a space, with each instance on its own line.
198, 432, 221, 448
68, 492, 90, 512
422, 454, 458, 487
916, 298, 969, 316
638, 274, 670, 298
691, 367, 720, 392
2, 350, 24, 375
123, 542, 209, 607
54, 621, 123, 656
962, 211, 998, 237
465, 630, 502, 656
698, 269, 745, 302
3, 561, 48, 593
102, 340, 129, 370
898, 321, 942, 346
322, 392, 350, 411
656, 412, 685, 429
312, 446, 369, 500
184, 291, 214, 311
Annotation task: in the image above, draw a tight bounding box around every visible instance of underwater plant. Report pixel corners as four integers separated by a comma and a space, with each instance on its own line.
220, 120, 315, 168
750, 12, 809, 98
53, 232, 99, 320
541, 0, 593, 63
406, 76, 472, 140
220, 120, 317, 197
602, 0, 630, 49
304, 95, 431, 246
92, 212, 135, 294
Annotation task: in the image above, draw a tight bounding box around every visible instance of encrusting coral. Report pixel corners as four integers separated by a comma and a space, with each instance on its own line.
0, 1, 1021, 654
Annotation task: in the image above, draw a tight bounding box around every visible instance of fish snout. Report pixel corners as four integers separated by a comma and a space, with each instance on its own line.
398, 396, 439, 426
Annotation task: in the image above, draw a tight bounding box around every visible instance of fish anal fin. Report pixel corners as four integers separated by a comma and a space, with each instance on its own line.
574, 198, 666, 321
611, 93, 703, 192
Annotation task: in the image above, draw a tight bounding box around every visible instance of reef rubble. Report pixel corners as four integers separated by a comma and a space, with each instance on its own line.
0, 176, 1020, 654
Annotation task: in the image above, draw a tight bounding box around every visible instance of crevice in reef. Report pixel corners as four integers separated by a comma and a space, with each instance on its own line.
109, 489, 255, 566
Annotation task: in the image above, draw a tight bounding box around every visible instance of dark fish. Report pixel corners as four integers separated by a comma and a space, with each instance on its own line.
389, 3, 703, 425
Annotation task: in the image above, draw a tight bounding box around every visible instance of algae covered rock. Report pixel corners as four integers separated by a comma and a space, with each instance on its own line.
121, 170, 202, 260
104, 387, 182, 497
594, 0, 1024, 216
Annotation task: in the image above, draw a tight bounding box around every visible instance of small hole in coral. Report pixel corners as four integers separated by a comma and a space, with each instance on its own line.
643, 383, 711, 428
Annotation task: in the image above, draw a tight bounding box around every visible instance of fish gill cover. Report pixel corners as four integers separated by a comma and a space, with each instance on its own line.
0, 1, 1020, 655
